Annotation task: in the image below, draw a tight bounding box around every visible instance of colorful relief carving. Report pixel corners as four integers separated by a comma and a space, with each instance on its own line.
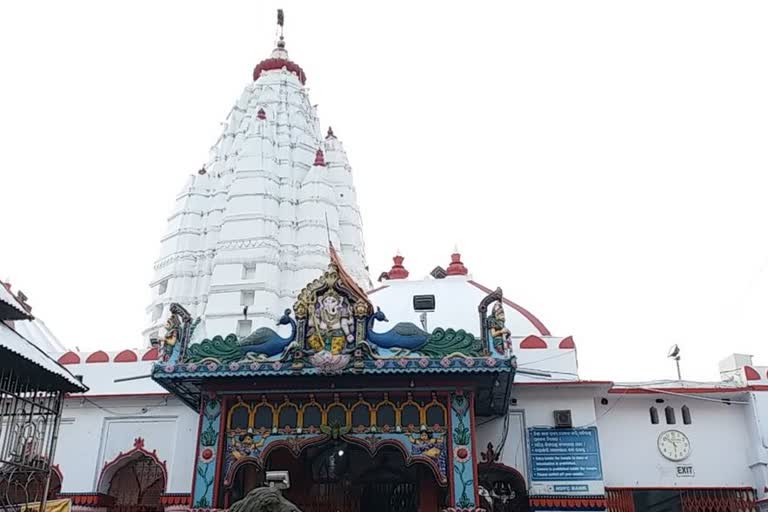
159, 303, 199, 364
367, 309, 482, 357
186, 310, 296, 363
410, 427, 447, 475
487, 301, 512, 355
450, 393, 477, 510
478, 287, 510, 356
192, 394, 222, 508
161, 247, 508, 375
221, 393, 449, 486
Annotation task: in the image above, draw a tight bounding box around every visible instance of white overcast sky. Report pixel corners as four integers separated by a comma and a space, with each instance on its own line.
1, 1, 767, 382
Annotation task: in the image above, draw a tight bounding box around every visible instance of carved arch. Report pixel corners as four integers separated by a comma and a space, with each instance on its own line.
477, 442, 529, 512
96, 437, 167, 495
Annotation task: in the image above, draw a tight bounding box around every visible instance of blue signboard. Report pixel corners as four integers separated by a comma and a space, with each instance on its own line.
528, 427, 603, 481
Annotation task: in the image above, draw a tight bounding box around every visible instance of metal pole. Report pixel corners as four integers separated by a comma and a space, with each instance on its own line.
40, 391, 64, 512
675, 357, 682, 381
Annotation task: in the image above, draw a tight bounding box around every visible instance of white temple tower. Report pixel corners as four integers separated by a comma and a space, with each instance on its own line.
144, 15, 371, 341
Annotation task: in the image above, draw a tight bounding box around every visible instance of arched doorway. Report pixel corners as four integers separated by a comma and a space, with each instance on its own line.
97, 438, 167, 512
224, 442, 445, 512
477, 443, 529, 512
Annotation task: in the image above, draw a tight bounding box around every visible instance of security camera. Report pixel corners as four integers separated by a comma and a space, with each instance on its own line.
265, 471, 290, 490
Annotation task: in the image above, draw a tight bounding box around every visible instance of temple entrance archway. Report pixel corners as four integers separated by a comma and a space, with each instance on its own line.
97, 439, 167, 512
477, 443, 530, 512
224, 441, 445, 512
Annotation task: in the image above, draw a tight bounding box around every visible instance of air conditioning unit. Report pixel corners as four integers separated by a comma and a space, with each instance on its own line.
554, 410, 572, 428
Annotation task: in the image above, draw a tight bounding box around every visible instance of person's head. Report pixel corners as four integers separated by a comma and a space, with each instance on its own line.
492, 301, 505, 321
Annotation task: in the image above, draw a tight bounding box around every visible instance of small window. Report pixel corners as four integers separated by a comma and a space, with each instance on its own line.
376, 404, 396, 428
400, 404, 420, 428
158, 280, 168, 295
682, 405, 692, 425
278, 406, 298, 429
241, 290, 255, 306
351, 404, 371, 428
242, 265, 256, 280
426, 405, 445, 427
253, 406, 272, 430
237, 320, 252, 337
230, 407, 249, 430
151, 304, 163, 321
665, 406, 676, 425
302, 405, 321, 428
649, 407, 659, 424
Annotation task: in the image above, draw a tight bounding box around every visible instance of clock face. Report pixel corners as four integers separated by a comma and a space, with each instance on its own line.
658, 429, 691, 461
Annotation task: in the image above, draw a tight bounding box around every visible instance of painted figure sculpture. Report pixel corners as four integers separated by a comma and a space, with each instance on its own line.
487, 301, 512, 354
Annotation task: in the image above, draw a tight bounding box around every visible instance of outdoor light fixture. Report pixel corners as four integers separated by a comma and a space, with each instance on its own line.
668, 344, 682, 380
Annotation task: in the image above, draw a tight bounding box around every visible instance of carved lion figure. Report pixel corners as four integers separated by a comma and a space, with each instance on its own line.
229, 486, 302, 512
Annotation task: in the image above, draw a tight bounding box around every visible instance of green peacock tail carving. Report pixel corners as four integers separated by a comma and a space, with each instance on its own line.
417, 328, 482, 358
185, 334, 242, 363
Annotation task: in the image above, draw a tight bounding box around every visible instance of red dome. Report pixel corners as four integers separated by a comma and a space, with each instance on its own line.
253, 57, 307, 85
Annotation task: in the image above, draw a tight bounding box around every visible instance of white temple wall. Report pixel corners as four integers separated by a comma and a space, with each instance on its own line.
476, 387, 604, 495
596, 393, 752, 487
476, 410, 529, 481
746, 391, 768, 501
56, 396, 198, 494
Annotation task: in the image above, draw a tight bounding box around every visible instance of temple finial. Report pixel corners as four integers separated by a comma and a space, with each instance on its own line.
276, 9, 285, 49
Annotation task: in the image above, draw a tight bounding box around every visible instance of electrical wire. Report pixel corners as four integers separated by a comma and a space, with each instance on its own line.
80, 397, 168, 417
517, 350, 576, 367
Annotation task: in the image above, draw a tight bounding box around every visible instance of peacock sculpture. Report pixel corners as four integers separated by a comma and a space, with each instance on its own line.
185, 309, 297, 363
366, 308, 482, 357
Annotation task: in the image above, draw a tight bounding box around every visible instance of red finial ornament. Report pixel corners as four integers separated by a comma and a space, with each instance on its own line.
257, 108, 266, 120
445, 251, 468, 276
387, 254, 409, 280
313, 148, 326, 166
326, 126, 335, 139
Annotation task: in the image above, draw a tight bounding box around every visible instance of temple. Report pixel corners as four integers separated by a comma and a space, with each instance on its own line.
143, 12, 370, 343
10, 9, 768, 512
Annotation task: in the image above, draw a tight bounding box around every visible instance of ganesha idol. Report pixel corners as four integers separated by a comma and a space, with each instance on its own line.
306, 290, 353, 372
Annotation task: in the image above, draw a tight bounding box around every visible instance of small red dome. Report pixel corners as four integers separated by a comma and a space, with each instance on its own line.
387, 254, 409, 280
253, 57, 306, 84
314, 148, 326, 167
445, 252, 468, 276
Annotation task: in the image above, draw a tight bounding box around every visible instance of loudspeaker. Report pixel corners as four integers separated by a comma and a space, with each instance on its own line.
554, 409, 572, 428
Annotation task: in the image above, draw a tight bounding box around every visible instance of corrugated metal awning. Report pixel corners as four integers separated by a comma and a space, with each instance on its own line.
0, 323, 87, 392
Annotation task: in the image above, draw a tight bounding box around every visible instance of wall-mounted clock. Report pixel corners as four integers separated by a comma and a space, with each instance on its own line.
657, 429, 691, 461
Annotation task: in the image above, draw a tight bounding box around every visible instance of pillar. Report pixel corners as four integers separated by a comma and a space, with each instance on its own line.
447, 391, 480, 511
191, 392, 224, 508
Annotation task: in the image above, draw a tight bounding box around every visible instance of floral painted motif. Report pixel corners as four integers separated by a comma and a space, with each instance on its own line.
450, 392, 477, 509
193, 394, 221, 508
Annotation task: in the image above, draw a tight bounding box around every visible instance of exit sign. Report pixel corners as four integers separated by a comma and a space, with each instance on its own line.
676, 465, 694, 477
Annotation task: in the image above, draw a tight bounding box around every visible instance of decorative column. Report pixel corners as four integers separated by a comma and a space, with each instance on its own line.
191, 392, 223, 509
447, 391, 481, 512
